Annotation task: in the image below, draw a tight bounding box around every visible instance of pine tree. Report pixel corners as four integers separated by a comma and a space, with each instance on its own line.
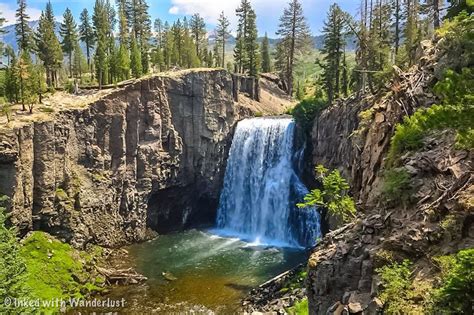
93, 0, 109, 87
215, 11, 230, 68
15, 1, 34, 110
126, 0, 151, 74
275, 0, 312, 95
152, 18, 164, 71
190, 13, 207, 64
392, 0, 403, 58
321, 3, 346, 103
35, 2, 63, 88
5, 54, 19, 103
162, 21, 173, 69
245, 8, 260, 76
60, 8, 78, 78
234, 0, 252, 73
15, 0, 33, 53
404, 0, 421, 65
79, 9, 96, 75
72, 41, 87, 79
16, 51, 36, 112
130, 36, 142, 78
172, 19, 184, 66
117, 2, 130, 80
261, 32, 271, 73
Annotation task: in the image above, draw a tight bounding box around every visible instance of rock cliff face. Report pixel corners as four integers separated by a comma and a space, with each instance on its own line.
0, 69, 256, 248
306, 41, 473, 314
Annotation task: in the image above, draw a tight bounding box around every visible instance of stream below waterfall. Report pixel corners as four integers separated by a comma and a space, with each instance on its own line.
94, 230, 306, 314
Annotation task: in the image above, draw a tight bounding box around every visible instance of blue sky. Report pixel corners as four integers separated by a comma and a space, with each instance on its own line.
0, 0, 360, 36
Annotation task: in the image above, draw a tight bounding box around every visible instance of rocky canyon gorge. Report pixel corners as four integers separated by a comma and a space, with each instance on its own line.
0, 69, 285, 248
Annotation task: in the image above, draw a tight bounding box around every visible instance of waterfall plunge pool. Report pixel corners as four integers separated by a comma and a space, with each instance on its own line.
83, 118, 319, 314
97, 229, 307, 314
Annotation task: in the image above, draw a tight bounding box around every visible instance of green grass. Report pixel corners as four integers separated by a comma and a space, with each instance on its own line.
19, 232, 104, 312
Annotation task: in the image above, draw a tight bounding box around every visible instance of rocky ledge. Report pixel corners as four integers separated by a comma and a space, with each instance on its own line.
0, 69, 270, 248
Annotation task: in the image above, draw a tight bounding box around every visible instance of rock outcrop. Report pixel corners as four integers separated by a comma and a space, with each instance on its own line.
0, 69, 265, 248
306, 41, 473, 314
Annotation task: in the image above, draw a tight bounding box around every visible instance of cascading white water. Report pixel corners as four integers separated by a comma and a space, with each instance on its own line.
213, 118, 321, 248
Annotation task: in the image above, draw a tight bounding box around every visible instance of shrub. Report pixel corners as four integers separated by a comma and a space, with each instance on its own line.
0, 196, 36, 313
376, 260, 432, 314
382, 168, 412, 204
387, 104, 474, 164
387, 67, 474, 164
286, 298, 308, 315
298, 165, 356, 223
289, 97, 328, 132
432, 249, 474, 313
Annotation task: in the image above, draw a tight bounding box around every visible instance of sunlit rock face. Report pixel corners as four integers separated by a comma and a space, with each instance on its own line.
0, 70, 255, 248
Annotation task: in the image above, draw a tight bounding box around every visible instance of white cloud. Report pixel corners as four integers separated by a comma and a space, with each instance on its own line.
0, 2, 42, 26
167, 0, 313, 34
168, 6, 180, 15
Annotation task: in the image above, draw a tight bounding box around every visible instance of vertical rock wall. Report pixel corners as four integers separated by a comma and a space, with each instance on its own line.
0, 70, 252, 247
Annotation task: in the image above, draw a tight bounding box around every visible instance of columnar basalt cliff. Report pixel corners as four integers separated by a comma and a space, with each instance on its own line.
0, 69, 263, 248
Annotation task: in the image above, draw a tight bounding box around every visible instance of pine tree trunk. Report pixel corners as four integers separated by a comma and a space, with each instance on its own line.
433, 0, 440, 29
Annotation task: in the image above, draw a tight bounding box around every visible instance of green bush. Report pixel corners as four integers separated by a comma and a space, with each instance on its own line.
387, 67, 474, 164
0, 196, 36, 314
376, 260, 432, 314
382, 168, 412, 204
286, 298, 308, 315
432, 249, 474, 313
298, 165, 356, 223
387, 104, 474, 163
289, 97, 328, 132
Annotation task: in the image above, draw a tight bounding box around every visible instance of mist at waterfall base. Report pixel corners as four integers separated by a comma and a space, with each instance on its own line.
90, 118, 321, 313
212, 117, 321, 248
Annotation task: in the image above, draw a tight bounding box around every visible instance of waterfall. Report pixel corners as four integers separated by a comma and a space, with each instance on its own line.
214, 118, 321, 248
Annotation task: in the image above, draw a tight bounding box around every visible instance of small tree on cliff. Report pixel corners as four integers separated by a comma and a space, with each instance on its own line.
297, 165, 356, 223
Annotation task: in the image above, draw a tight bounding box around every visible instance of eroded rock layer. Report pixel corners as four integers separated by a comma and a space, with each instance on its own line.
0, 70, 256, 247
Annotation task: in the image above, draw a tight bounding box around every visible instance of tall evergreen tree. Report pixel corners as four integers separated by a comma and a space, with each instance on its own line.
404, 0, 421, 65
321, 3, 346, 103
79, 9, 95, 75
93, 0, 109, 87
215, 11, 230, 68
35, 1, 63, 88
15, 0, 34, 110
275, 0, 312, 95
261, 32, 271, 73
60, 8, 78, 77
244, 8, 259, 76
162, 21, 173, 69
190, 13, 207, 63
126, 0, 151, 73
72, 41, 87, 79
15, 0, 33, 53
234, 0, 252, 73
130, 35, 142, 78
117, 1, 130, 80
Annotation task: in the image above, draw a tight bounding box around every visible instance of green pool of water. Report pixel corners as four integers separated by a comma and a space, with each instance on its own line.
102, 229, 306, 314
